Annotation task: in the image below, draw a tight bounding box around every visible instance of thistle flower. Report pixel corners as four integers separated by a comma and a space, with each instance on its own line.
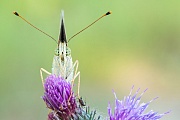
42, 75, 77, 120
108, 86, 169, 120
42, 75, 101, 120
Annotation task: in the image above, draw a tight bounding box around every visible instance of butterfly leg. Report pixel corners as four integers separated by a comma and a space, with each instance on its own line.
68, 60, 81, 102
74, 71, 80, 98
40, 68, 51, 87
71, 60, 81, 98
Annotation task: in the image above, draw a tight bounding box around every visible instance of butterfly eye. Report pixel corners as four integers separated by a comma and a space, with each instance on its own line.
66, 48, 71, 56
54, 49, 59, 56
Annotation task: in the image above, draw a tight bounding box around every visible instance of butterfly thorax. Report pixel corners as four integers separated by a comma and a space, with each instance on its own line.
52, 43, 74, 82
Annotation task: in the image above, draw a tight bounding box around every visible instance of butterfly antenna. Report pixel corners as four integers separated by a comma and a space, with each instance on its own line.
68, 11, 112, 42
13, 11, 57, 43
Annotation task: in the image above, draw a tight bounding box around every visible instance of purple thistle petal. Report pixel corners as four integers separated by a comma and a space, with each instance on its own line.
48, 112, 59, 120
108, 87, 169, 120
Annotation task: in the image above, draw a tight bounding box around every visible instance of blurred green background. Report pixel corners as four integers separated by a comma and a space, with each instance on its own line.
0, 0, 179, 119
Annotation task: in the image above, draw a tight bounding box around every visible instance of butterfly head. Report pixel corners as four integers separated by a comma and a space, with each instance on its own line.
54, 11, 71, 61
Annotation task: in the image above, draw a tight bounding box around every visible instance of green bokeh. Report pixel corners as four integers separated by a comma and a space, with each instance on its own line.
0, 0, 179, 119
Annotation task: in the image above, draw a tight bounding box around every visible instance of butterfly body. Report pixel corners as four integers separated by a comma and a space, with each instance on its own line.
51, 11, 75, 82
